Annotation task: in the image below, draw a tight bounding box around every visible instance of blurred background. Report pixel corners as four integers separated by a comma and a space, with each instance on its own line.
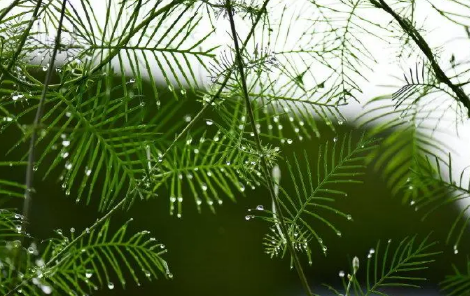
1, 83, 467, 296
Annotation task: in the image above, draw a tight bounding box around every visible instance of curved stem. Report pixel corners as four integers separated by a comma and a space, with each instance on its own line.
9, 0, 68, 293
225, 1, 313, 295
375, 0, 470, 117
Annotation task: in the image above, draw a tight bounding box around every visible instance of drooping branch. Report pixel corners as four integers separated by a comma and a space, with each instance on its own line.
225, 1, 314, 295
372, 0, 470, 117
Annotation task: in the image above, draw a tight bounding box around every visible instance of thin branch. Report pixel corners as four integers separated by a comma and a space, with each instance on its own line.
7, 0, 273, 293
0, 0, 21, 23
17, 0, 68, 268
374, 0, 470, 117
225, 1, 313, 295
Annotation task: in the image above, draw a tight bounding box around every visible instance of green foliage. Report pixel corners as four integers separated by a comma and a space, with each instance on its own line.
0, 218, 169, 296
412, 154, 470, 249
259, 133, 377, 266
441, 257, 470, 296
326, 235, 440, 296
0, 0, 470, 295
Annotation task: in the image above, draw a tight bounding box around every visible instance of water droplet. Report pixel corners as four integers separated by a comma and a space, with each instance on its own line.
167, 273, 173, 279
410, 200, 415, 206
353, 256, 360, 271
388, 239, 392, 244
333, 137, 338, 143
42, 65, 48, 71
347, 215, 352, 221
15, 225, 22, 233
256, 205, 264, 211
206, 119, 213, 126
41, 285, 52, 294
454, 245, 459, 254
70, 227, 75, 233
245, 215, 253, 221
186, 138, 192, 145
129, 78, 136, 83
65, 112, 71, 118
65, 162, 72, 170
144, 270, 151, 278
85, 270, 93, 278
201, 183, 208, 191
170, 196, 176, 203
85, 167, 92, 176
239, 183, 245, 192
339, 270, 345, 278
287, 139, 293, 144
369, 248, 375, 254
168, 85, 174, 92
107, 282, 114, 290
62, 140, 70, 147
184, 115, 191, 122
27, 247, 34, 254
336, 231, 342, 237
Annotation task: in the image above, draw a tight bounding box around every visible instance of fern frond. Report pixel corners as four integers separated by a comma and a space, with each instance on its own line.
358, 91, 454, 203
9, 75, 185, 211
441, 257, 470, 296
64, 0, 216, 103
258, 133, 377, 264
411, 154, 470, 249
0, 208, 23, 240
152, 125, 270, 216
343, 235, 439, 295
37, 219, 169, 294
392, 61, 437, 108
0, 161, 27, 200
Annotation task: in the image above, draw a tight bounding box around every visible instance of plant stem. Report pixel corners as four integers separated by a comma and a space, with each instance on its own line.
155, 0, 272, 168
17, 0, 67, 270
225, 1, 313, 295
8, 0, 273, 294
375, 0, 470, 117
0, 0, 20, 23
22, 0, 67, 227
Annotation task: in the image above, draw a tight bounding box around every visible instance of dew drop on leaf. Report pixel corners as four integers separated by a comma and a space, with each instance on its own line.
108, 282, 114, 290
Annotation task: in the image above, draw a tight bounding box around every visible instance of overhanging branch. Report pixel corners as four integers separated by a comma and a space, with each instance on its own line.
373, 0, 470, 117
